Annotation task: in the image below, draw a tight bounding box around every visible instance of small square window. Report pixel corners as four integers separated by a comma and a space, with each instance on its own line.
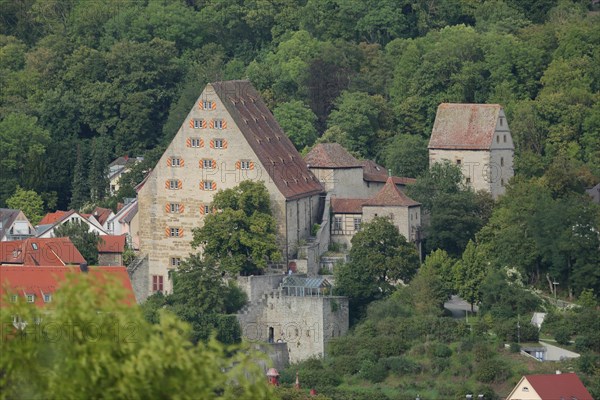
171, 157, 181, 167
190, 138, 202, 148
168, 180, 180, 190
202, 159, 214, 169
203, 181, 215, 191
214, 119, 224, 129
203, 100, 214, 110
26, 294, 35, 303
170, 203, 180, 213
203, 205, 210, 215
10, 295, 18, 303
170, 228, 180, 237
466, 177, 471, 184
214, 139, 224, 149
152, 275, 164, 293
353, 217, 361, 231
43, 293, 52, 303
170, 257, 181, 267
193, 119, 205, 129
240, 160, 251, 170
456, 159, 462, 165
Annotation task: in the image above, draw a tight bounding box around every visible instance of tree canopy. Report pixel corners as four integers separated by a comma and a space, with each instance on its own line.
54, 220, 101, 265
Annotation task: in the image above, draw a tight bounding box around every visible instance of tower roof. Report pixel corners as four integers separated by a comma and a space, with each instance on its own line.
211, 80, 324, 200
428, 103, 502, 150
364, 177, 420, 207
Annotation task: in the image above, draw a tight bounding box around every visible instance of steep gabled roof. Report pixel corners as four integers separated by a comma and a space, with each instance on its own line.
98, 235, 126, 253
364, 177, 420, 207
517, 374, 593, 400
211, 80, 324, 200
0, 208, 31, 239
428, 103, 502, 150
0, 237, 86, 266
0, 266, 135, 307
91, 207, 113, 226
304, 143, 362, 168
330, 198, 368, 214
35, 210, 108, 237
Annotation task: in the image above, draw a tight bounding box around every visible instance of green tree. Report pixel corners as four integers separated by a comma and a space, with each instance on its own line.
382, 134, 429, 178
0, 113, 50, 206
69, 143, 89, 210
143, 254, 247, 344
335, 216, 420, 320
88, 136, 111, 202
453, 240, 487, 312
273, 100, 319, 150
0, 273, 272, 399
6, 186, 45, 226
191, 181, 281, 275
54, 220, 101, 265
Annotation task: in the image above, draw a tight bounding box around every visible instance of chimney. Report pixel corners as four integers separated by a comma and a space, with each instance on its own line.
79, 263, 88, 273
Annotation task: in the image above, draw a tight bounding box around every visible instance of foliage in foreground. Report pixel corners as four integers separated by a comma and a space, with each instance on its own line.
0, 274, 272, 400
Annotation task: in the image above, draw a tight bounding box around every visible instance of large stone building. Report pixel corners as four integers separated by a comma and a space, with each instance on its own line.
136, 80, 324, 299
428, 103, 514, 199
304, 143, 421, 249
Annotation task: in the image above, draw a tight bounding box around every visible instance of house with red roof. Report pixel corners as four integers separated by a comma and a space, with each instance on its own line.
106, 198, 139, 250
0, 237, 86, 266
428, 103, 514, 199
97, 235, 127, 266
136, 80, 324, 300
506, 373, 593, 400
0, 265, 135, 307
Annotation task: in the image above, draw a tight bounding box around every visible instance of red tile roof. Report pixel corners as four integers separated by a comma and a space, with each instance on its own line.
331, 198, 369, 214
0, 266, 135, 307
211, 81, 324, 200
364, 177, 420, 207
428, 103, 502, 150
0, 238, 86, 266
98, 235, 126, 253
91, 207, 113, 226
522, 374, 593, 400
304, 143, 363, 168
360, 160, 417, 185
38, 210, 68, 226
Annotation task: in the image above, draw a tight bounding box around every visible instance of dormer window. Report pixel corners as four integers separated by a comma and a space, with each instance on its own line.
43, 293, 52, 303
31, 243, 38, 250
26, 294, 35, 303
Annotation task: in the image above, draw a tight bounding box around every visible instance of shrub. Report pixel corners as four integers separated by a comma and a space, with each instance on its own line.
357, 360, 388, 383
327, 355, 361, 376
475, 358, 510, 383
510, 342, 521, 353
554, 326, 572, 345
381, 356, 421, 374
427, 342, 452, 358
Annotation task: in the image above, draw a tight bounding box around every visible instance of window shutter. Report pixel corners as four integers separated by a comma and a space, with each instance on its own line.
179, 204, 184, 213
198, 101, 203, 110
189, 119, 194, 129
222, 120, 227, 129
212, 102, 217, 110
211, 181, 217, 190
165, 227, 171, 237
202, 120, 207, 129
165, 204, 171, 213
211, 159, 217, 169
222, 139, 228, 149
177, 180, 182, 189
235, 161, 241, 170
249, 161, 255, 170
178, 228, 184, 237
198, 160, 203, 169
200, 180, 205, 190
165, 180, 169, 189
186, 137, 191, 147
209, 120, 214, 129
210, 139, 214, 149
199, 138, 204, 147
166, 158, 172, 167
199, 204, 205, 215
180, 158, 185, 167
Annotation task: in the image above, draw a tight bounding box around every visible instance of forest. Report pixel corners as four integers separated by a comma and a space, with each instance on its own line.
1, 1, 600, 399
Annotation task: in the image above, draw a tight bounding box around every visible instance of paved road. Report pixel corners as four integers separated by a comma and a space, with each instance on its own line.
444, 295, 479, 319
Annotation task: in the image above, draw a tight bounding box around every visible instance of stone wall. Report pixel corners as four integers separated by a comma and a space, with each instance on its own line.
237, 274, 286, 303
237, 291, 349, 363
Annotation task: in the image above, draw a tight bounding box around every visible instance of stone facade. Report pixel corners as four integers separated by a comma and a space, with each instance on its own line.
136, 81, 323, 299
428, 104, 514, 199
237, 287, 349, 364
